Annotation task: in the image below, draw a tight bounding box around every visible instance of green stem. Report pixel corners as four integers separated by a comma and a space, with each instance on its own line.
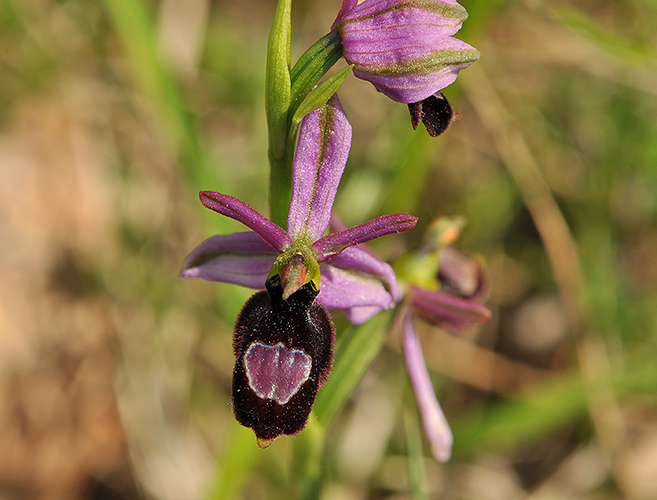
269, 135, 296, 229
266, 0, 293, 227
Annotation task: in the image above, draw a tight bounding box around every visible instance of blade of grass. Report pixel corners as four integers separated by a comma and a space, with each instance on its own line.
450, 369, 586, 458
102, 0, 230, 230
404, 408, 429, 500
450, 346, 657, 458
547, 3, 656, 67
204, 421, 261, 500
291, 417, 326, 500
313, 311, 393, 427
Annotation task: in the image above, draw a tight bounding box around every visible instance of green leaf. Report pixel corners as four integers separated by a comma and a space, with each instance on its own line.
290, 65, 353, 129
289, 29, 343, 118
314, 311, 393, 427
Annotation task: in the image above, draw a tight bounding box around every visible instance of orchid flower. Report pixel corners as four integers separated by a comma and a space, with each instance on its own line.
332, 0, 480, 136
396, 218, 491, 461
182, 94, 414, 322
181, 94, 417, 445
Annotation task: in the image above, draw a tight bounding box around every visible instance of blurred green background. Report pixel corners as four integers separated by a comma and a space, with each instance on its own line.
1, 0, 657, 498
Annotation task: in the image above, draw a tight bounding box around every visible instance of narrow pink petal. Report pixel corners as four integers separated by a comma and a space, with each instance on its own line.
403, 311, 453, 462
315, 246, 401, 324
329, 213, 381, 258
317, 266, 395, 310
181, 232, 276, 289
200, 191, 291, 252
409, 285, 492, 333
313, 213, 417, 262
287, 94, 352, 242
351, 42, 479, 104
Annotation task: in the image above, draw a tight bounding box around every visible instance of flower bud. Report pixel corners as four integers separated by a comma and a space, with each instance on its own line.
336, 0, 480, 104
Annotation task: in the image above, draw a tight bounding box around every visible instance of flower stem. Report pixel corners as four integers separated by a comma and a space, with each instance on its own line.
266, 0, 292, 227
269, 137, 296, 229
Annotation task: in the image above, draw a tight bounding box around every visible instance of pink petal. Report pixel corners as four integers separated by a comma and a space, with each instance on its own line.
287, 94, 352, 242
181, 232, 276, 289
409, 285, 492, 333
342, 306, 383, 324
315, 246, 401, 324
200, 191, 291, 252
403, 311, 453, 462
313, 213, 418, 262
338, 0, 480, 103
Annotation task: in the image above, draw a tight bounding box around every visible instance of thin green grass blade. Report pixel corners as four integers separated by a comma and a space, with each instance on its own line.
102, 0, 213, 185
451, 346, 657, 458
404, 408, 429, 500
547, 3, 656, 67
450, 370, 586, 458
291, 418, 326, 500
313, 311, 393, 427
204, 422, 261, 500
101, 0, 233, 234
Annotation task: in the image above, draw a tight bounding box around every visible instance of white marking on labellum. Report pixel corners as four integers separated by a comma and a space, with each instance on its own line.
244, 342, 312, 405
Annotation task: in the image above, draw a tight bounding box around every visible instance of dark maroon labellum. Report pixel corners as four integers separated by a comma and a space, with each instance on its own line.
408, 91, 455, 137
232, 276, 335, 447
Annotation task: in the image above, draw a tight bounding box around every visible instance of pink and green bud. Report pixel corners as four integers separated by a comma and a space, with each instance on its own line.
335, 0, 480, 105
